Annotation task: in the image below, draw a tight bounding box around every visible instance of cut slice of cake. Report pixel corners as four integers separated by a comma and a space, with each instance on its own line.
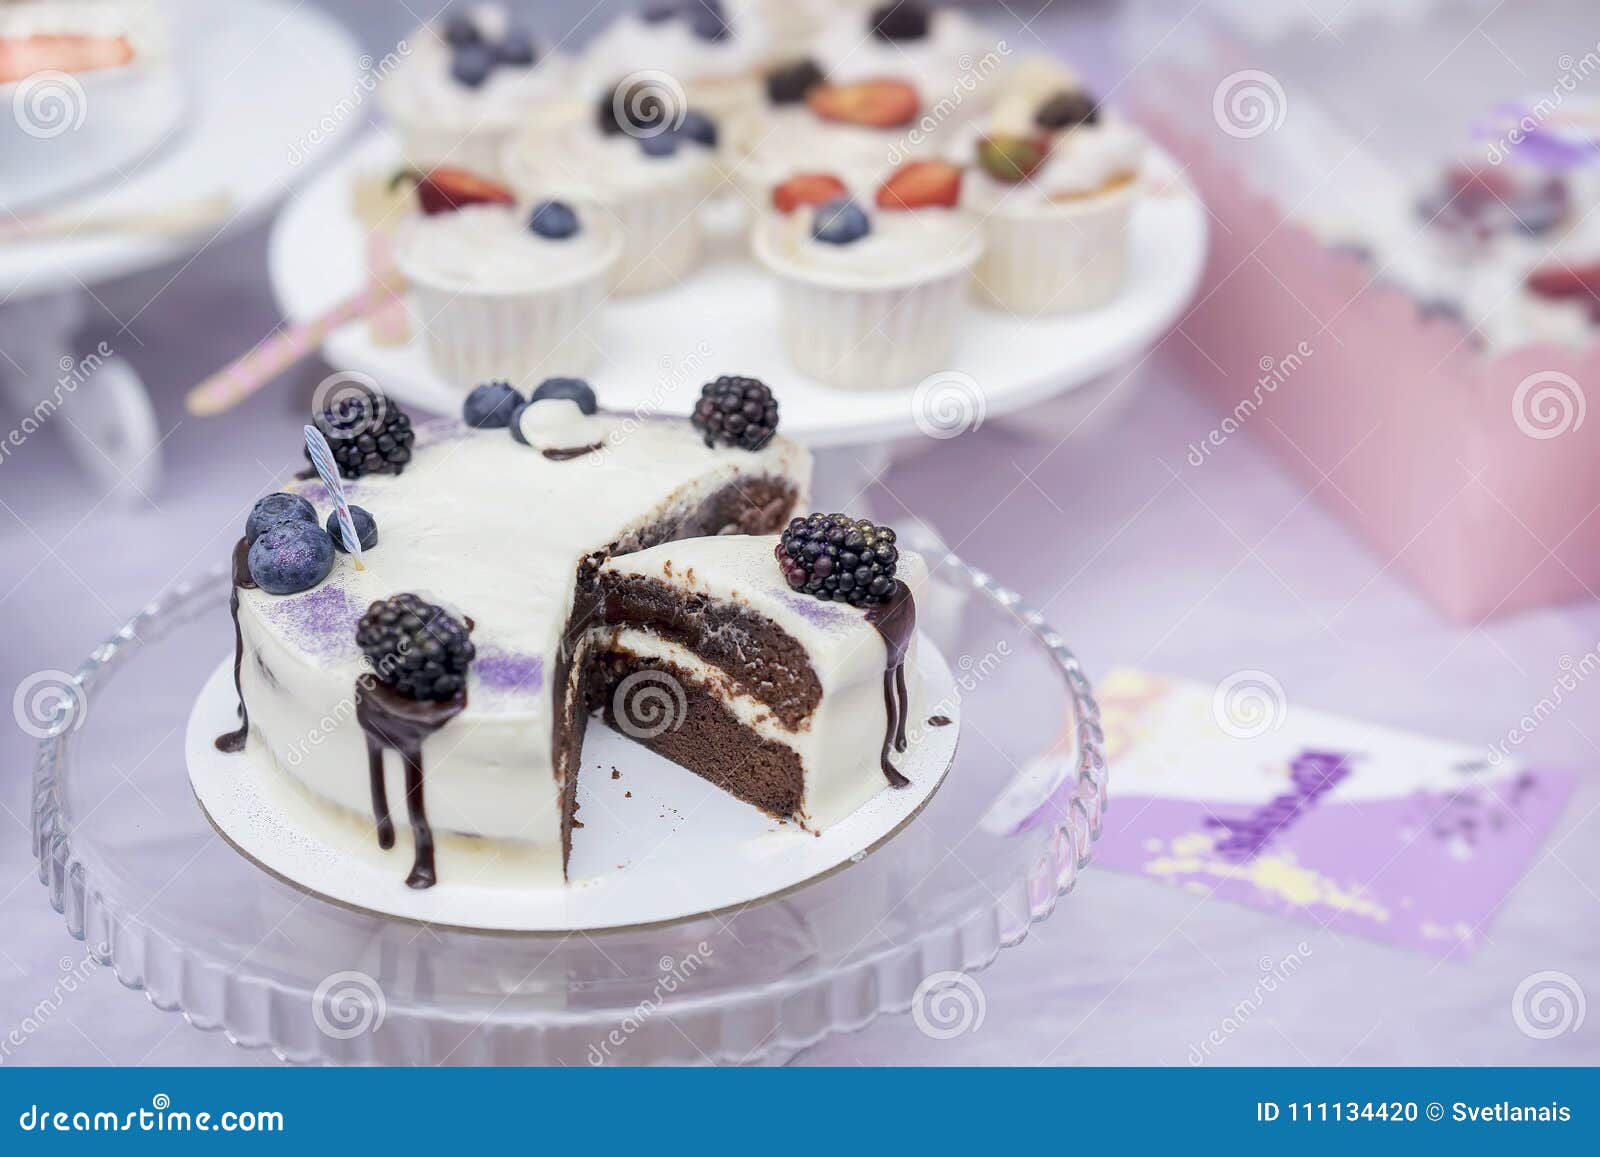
592, 529, 925, 831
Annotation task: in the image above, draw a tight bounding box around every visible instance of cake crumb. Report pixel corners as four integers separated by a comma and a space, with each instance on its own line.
928, 715, 952, 727
611, 767, 620, 779
624, 790, 632, 798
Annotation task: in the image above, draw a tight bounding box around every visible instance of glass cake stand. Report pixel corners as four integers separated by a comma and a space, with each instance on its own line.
31, 541, 1106, 1065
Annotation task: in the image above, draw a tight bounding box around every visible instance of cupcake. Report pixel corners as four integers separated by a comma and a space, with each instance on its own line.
753, 189, 981, 388
732, 77, 936, 210
502, 81, 720, 294
812, 1, 997, 137
392, 201, 621, 387
378, 5, 575, 179
960, 94, 1144, 314
579, 1, 775, 130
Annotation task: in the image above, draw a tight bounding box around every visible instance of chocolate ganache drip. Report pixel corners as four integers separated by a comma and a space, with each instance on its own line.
866, 581, 915, 788
353, 593, 476, 889
214, 537, 257, 753
354, 678, 465, 889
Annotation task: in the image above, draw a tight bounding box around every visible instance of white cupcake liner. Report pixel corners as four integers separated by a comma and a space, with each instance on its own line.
502, 131, 712, 296
394, 222, 621, 391
753, 223, 982, 390
972, 180, 1139, 315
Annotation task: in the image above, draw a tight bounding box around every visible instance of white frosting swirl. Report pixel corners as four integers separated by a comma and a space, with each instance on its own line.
394, 204, 616, 292
513, 398, 603, 452
756, 204, 981, 287
581, 2, 773, 87
381, 12, 573, 130
507, 120, 717, 199
815, 8, 993, 103
961, 117, 1144, 207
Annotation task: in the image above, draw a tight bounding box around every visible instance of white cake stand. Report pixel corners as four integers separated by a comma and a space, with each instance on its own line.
31, 539, 1104, 1065
0, 0, 362, 497
268, 133, 1208, 448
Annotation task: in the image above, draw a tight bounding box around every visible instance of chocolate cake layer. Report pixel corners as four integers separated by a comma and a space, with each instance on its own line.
591, 652, 806, 820
594, 571, 822, 729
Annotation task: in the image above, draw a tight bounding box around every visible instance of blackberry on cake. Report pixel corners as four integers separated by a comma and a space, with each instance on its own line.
308, 389, 414, 479
776, 513, 899, 606
691, 375, 779, 451
357, 593, 476, 702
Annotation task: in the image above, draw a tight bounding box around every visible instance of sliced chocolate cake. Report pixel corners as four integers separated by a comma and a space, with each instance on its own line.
592, 531, 925, 831
221, 376, 925, 890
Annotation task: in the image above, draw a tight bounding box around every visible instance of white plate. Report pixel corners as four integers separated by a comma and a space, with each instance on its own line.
0, 0, 363, 299
269, 133, 1208, 447
185, 638, 961, 932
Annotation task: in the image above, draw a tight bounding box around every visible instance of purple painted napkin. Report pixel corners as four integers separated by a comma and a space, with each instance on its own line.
1094, 670, 1575, 959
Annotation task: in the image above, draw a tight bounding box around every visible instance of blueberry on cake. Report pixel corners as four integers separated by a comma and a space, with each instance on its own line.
219, 377, 924, 889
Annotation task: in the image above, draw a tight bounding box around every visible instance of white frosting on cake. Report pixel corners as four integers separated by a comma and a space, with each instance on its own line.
235, 414, 810, 887
393, 204, 617, 292
598, 534, 927, 829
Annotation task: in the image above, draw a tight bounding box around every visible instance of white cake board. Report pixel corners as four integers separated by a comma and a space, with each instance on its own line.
185, 638, 960, 932
269, 133, 1208, 448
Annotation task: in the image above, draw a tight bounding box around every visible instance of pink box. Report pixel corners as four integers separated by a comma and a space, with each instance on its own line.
1134, 98, 1600, 622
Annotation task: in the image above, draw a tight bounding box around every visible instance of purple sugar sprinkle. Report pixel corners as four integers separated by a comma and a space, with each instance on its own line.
475, 650, 544, 694
782, 592, 860, 627
266, 584, 362, 655
293, 481, 331, 506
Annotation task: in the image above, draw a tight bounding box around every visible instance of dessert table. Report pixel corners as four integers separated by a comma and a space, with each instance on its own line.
1, 0, 1596, 1067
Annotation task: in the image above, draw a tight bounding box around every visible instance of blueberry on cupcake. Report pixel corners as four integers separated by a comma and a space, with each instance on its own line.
811, 197, 870, 245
